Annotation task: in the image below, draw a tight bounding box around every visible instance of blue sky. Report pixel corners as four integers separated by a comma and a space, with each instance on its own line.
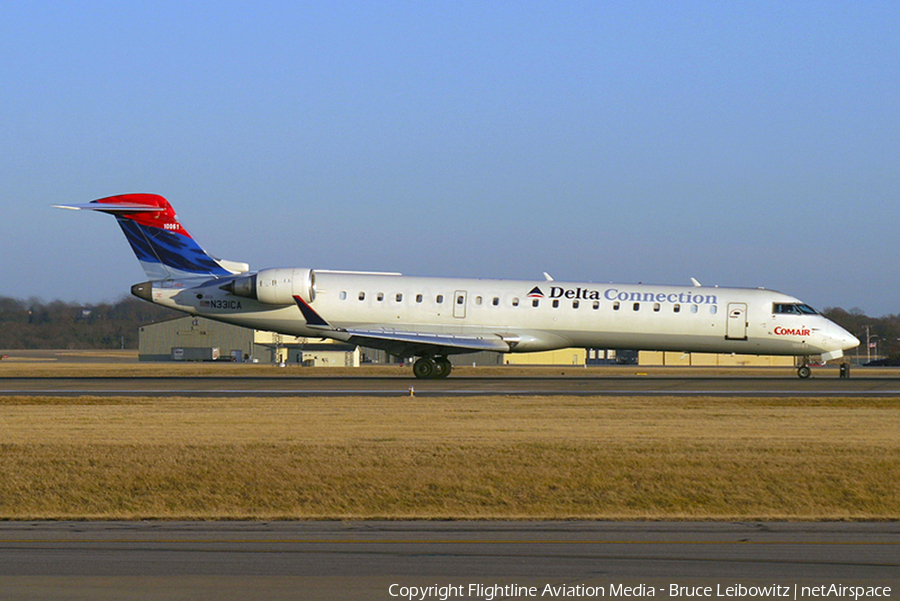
2, 1, 898, 315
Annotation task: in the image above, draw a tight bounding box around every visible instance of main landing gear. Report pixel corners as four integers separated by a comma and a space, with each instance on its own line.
412, 356, 452, 379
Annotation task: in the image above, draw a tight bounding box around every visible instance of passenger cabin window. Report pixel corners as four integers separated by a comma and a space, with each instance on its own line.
475, 296, 483, 305
773, 303, 817, 315
691, 305, 698, 313
359, 292, 366, 301
710, 305, 718, 314
633, 302, 640, 311
532, 299, 540, 307
674, 304, 680, 313
339, 291, 347, 300
377, 293, 384, 302
396, 293, 403, 302
653, 303, 661, 312
416, 294, 423, 303
552, 300, 559, 308
512, 297, 520, 307
492, 297, 499, 306
592, 301, 600, 310
613, 302, 620, 311
457, 295, 465, 305
573, 300, 580, 309
436, 295, 444, 304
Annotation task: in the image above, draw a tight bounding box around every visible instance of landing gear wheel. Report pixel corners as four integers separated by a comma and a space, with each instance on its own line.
413, 357, 437, 379
797, 365, 811, 379
433, 357, 452, 379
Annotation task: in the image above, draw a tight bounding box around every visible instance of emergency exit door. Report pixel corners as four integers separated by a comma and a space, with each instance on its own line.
453, 290, 467, 318
726, 303, 748, 340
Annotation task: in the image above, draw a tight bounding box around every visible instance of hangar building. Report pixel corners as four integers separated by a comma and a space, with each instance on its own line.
138, 316, 359, 366
139, 317, 793, 367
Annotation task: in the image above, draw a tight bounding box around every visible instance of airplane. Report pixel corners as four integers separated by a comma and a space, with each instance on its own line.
57, 193, 860, 379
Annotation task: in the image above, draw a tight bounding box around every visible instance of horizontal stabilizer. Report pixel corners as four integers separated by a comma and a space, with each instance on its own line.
57, 194, 247, 280
53, 203, 164, 214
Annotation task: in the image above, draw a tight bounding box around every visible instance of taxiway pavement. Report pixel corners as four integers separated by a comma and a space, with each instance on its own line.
2, 373, 900, 397
0, 521, 897, 600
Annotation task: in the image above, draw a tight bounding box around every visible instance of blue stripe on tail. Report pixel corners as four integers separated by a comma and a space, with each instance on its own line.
116, 218, 231, 278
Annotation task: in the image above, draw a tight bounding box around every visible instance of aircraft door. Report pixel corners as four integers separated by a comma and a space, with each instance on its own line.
726, 303, 748, 340
453, 290, 467, 319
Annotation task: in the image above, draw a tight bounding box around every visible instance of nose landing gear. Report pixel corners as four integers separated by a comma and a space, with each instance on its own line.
796, 357, 851, 378
412, 356, 452, 379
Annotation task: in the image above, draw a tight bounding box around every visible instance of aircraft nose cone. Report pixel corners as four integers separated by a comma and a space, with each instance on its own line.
842, 331, 861, 351
832, 323, 860, 351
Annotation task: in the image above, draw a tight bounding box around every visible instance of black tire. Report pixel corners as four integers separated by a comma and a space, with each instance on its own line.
413, 358, 436, 379
797, 365, 811, 379
434, 357, 452, 379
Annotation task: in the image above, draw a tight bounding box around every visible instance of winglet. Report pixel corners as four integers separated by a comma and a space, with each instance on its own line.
293, 296, 331, 328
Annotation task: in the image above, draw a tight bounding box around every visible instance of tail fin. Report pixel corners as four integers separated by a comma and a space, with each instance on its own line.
55, 193, 249, 280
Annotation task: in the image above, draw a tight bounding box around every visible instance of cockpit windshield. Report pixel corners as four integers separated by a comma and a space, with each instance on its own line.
773, 303, 818, 315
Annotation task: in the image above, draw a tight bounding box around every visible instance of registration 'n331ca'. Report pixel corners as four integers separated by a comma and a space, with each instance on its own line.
57, 194, 859, 379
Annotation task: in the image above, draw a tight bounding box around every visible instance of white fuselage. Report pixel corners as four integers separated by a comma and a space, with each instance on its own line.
143, 270, 858, 360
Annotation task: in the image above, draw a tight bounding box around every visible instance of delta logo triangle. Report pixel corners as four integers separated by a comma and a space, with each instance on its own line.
527, 286, 544, 298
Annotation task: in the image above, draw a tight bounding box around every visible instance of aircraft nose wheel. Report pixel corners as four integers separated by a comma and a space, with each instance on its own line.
797, 365, 811, 379
413, 357, 452, 379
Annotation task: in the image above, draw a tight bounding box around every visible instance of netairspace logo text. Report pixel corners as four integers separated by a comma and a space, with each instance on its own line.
388, 582, 893, 600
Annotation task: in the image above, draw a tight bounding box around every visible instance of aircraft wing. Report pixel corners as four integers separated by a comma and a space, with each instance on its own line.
342, 328, 511, 357
293, 296, 510, 357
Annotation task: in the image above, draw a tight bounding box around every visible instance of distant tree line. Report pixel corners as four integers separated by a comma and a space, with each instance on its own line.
0, 296, 179, 349
0, 295, 896, 359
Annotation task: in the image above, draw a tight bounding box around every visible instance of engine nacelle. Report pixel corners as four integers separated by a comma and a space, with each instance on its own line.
222, 268, 316, 305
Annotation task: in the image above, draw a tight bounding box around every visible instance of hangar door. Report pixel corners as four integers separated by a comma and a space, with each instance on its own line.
726, 303, 748, 340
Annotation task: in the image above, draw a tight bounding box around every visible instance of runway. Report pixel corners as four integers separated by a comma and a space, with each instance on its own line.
0, 521, 897, 600
2, 369, 897, 600
3, 373, 900, 397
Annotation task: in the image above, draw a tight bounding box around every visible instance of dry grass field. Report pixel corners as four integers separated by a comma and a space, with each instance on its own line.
1, 393, 897, 520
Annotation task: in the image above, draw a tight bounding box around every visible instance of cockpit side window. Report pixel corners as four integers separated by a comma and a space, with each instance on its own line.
773, 303, 818, 315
